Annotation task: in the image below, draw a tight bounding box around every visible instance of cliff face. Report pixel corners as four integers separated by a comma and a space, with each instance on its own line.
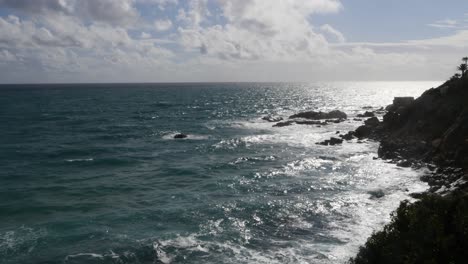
378, 77, 468, 168
351, 77, 468, 264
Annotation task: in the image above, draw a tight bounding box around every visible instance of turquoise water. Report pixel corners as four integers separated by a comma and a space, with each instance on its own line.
0, 82, 436, 263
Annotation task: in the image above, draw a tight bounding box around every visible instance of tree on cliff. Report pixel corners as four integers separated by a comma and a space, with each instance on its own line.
463, 56, 468, 65
451, 73, 461, 81
458, 63, 467, 77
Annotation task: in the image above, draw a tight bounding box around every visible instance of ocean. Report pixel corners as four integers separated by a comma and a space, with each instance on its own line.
0, 82, 438, 264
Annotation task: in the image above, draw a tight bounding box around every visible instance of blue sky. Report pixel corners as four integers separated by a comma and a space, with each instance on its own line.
0, 0, 467, 83
313, 0, 468, 42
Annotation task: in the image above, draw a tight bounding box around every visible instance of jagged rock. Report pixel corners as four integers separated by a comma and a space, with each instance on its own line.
296, 120, 326, 125
385, 97, 415, 113
329, 137, 344, 145
340, 131, 355, 140
317, 137, 343, 146
174, 134, 188, 139
262, 116, 283, 122
273, 121, 295, 127
364, 117, 380, 127
289, 110, 347, 120
357, 111, 375, 118
355, 125, 372, 138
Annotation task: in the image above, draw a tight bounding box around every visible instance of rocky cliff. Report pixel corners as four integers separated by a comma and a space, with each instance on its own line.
350, 76, 468, 264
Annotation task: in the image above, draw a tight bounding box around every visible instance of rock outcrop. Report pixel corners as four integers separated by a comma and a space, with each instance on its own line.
273, 110, 347, 127
375, 77, 468, 168
289, 110, 347, 120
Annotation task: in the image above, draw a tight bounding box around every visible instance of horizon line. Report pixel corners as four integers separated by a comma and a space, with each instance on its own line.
0, 80, 444, 86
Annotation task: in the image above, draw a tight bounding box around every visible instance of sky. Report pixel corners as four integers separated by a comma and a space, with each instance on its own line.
0, 0, 467, 83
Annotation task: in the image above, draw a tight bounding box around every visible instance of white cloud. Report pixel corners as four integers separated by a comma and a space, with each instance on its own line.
140, 32, 151, 39
0, 0, 466, 82
428, 19, 458, 28
154, 19, 173, 31
320, 24, 345, 43
179, 0, 341, 61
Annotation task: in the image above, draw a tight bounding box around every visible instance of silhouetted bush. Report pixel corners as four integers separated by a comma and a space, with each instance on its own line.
350, 192, 468, 264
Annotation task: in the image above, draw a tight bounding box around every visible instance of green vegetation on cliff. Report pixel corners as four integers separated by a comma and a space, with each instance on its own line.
350, 192, 468, 264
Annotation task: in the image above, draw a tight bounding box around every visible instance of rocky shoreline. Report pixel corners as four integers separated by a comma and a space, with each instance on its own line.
346, 75, 468, 263
277, 74, 467, 263
267, 73, 468, 263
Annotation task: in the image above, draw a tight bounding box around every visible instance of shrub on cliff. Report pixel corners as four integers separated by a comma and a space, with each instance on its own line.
350, 192, 468, 264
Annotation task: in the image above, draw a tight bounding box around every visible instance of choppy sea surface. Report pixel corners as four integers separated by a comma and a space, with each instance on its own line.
0, 82, 439, 264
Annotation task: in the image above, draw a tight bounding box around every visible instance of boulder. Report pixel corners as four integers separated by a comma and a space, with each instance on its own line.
357, 111, 375, 118
317, 137, 343, 146
273, 121, 295, 127
174, 134, 188, 139
289, 110, 347, 120
355, 125, 372, 138
329, 137, 344, 145
295, 120, 326, 125
340, 131, 355, 140
364, 117, 380, 127
368, 189, 385, 199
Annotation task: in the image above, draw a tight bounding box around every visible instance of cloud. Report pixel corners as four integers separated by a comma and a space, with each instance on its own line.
137, 0, 178, 10
320, 24, 345, 43
154, 19, 173, 31
0, 0, 466, 82
179, 0, 342, 61
428, 19, 458, 28
140, 32, 151, 39
0, 0, 139, 25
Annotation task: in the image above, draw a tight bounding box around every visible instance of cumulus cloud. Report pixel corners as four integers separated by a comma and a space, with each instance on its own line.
179, 0, 342, 61
0, 0, 466, 82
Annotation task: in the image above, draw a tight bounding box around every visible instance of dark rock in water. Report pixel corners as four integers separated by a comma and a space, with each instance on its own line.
262, 116, 283, 122
364, 117, 380, 127
289, 110, 347, 120
296, 120, 326, 125
368, 189, 385, 199
357, 111, 375, 118
355, 125, 372, 138
362, 106, 373, 109
340, 131, 355, 141
353, 118, 363, 121
174, 134, 188, 139
327, 118, 346, 123
317, 137, 343, 146
329, 137, 343, 145
273, 121, 295, 127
